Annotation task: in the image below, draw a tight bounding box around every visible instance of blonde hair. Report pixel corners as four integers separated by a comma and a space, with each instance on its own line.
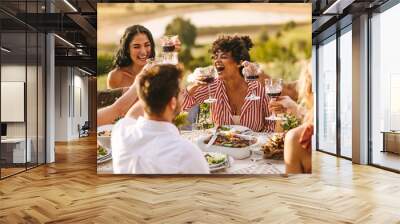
297, 61, 313, 124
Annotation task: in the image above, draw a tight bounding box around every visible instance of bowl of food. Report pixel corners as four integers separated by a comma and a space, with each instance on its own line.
97, 124, 113, 150
210, 125, 253, 135
261, 133, 284, 160
197, 132, 256, 159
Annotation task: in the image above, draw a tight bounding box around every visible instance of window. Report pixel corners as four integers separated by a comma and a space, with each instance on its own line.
339, 26, 352, 158
317, 35, 337, 154
370, 3, 400, 171
0, 2, 46, 179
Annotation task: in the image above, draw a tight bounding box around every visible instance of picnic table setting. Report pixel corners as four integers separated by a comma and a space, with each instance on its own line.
97, 122, 296, 174
96, 32, 305, 175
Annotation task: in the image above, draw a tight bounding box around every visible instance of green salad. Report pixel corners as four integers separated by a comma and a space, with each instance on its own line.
218, 126, 231, 131
97, 146, 108, 156
204, 153, 227, 165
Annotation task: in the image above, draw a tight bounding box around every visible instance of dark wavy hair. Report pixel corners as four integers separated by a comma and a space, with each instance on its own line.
210, 35, 254, 77
112, 25, 156, 69
211, 35, 253, 64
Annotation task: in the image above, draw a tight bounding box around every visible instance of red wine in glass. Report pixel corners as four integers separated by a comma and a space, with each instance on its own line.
265, 78, 285, 121
198, 66, 217, 104
246, 74, 259, 81
202, 77, 215, 83
267, 90, 281, 99
160, 35, 179, 64
162, 45, 175, 53
243, 63, 260, 101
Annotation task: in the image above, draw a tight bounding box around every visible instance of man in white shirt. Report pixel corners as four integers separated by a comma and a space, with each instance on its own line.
111, 64, 209, 174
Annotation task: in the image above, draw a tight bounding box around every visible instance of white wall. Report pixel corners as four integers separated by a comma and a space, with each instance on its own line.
1, 63, 46, 164
54, 67, 89, 141
1, 65, 27, 138
55, 67, 69, 141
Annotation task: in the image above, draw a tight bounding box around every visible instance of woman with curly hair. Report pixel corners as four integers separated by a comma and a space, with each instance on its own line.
107, 25, 156, 89
182, 35, 275, 132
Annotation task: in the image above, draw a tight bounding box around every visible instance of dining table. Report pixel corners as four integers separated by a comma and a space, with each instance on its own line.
97, 129, 285, 175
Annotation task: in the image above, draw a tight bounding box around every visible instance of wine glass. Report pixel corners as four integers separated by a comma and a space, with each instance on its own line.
265, 78, 285, 121
160, 35, 178, 64
250, 137, 264, 163
145, 56, 163, 68
194, 66, 217, 104
243, 63, 260, 101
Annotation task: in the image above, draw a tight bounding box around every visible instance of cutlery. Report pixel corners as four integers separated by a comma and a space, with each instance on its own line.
97, 154, 112, 162
240, 129, 252, 135
206, 129, 219, 148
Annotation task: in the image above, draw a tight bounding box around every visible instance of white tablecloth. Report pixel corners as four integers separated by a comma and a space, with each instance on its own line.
97, 130, 285, 174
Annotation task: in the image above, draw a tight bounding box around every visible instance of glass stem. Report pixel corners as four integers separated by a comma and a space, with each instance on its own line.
208, 84, 211, 99
272, 97, 277, 118
209, 102, 213, 126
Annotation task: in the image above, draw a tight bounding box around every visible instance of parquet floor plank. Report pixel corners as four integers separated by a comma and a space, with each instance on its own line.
0, 136, 399, 223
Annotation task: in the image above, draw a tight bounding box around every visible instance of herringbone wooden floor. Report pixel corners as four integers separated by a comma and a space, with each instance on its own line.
0, 135, 399, 224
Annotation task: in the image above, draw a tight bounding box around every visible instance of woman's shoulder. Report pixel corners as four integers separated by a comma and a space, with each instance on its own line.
108, 67, 133, 77
107, 67, 134, 89
285, 125, 304, 142
285, 123, 313, 148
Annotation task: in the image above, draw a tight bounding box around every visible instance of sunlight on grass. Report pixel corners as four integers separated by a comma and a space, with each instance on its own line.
98, 75, 108, 91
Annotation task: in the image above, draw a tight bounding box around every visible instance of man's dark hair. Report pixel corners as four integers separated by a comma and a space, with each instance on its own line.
137, 64, 183, 115
113, 25, 156, 69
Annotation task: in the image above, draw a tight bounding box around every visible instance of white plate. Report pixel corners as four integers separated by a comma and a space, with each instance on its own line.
196, 134, 256, 159
97, 124, 114, 132
203, 152, 233, 172
209, 158, 232, 172
204, 152, 227, 168
97, 124, 113, 150
97, 146, 112, 163
209, 125, 252, 135
97, 153, 112, 163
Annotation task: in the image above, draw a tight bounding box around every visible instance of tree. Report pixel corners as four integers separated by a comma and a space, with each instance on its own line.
178, 47, 193, 66
258, 27, 270, 43
283, 21, 296, 31
97, 53, 114, 75
165, 17, 197, 48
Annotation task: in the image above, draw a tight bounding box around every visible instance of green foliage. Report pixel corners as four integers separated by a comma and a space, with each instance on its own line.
178, 47, 194, 66
283, 21, 296, 31
258, 27, 270, 43
173, 112, 190, 129
97, 53, 114, 76
97, 74, 108, 91
252, 38, 296, 63
97, 87, 124, 108
98, 22, 311, 91
250, 24, 311, 81
187, 55, 212, 72
281, 113, 300, 131
276, 31, 282, 39
196, 103, 214, 129
165, 17, 197, 48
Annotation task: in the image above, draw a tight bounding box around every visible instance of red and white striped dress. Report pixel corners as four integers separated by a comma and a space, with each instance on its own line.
182, 78, 275, 132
